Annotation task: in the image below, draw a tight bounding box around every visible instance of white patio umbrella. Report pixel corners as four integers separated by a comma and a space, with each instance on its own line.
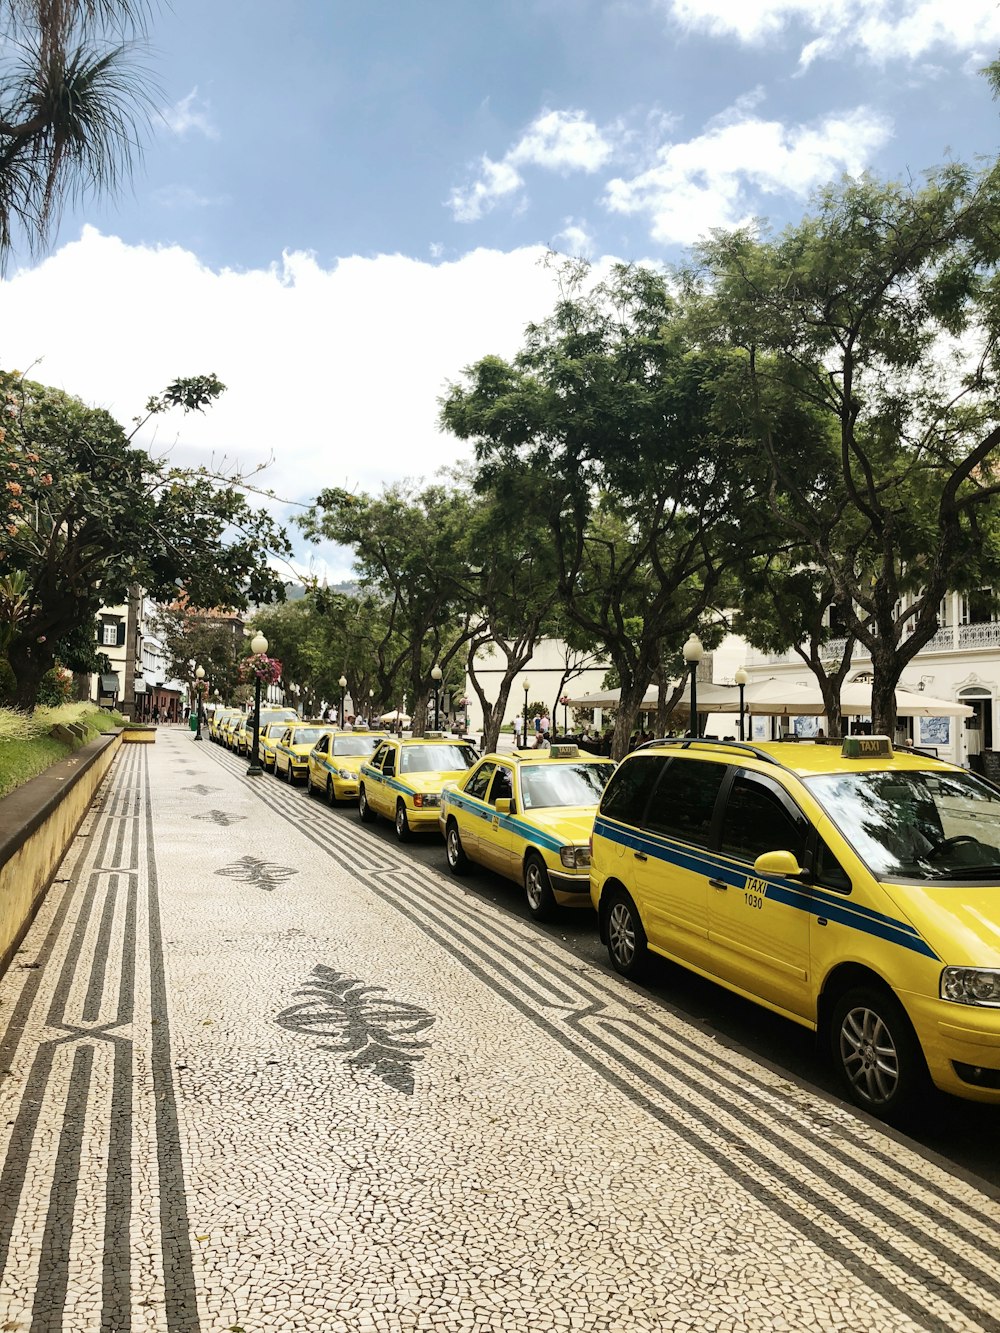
566, 682, 740, 711
716, 677, 974, 718
379, 709, 412, 723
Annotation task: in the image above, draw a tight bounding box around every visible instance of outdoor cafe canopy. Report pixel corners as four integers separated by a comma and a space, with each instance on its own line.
567, 679, 973, 718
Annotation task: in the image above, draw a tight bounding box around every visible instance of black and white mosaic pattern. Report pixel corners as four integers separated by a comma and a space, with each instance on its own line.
277, 964, 436, 1093
0, 730, 998, 1333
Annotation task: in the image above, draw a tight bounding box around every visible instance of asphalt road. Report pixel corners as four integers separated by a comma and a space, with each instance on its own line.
287, 787, 1000, 1198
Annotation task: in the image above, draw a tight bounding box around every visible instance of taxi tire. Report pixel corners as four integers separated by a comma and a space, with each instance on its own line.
605, 889, 650, 981
829, 985, 927, 1120
359, 786, 377, 823
326, 776, 338, 807
445, 820, 470, 875
395, 801, 412, 842
524, 853, 556, 921
285, 761, 295, 785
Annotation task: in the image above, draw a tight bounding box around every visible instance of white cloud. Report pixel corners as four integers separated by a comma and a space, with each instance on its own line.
509, 109, 616, 173
449, 108, 616, 222
152, 184, 224, 210
605, 105, 892, 243
162, 88, 219, 139
0, 228, 583, 578
448, 156, 524, 222
552, 219, 596, 257
665, 0, 1000, 65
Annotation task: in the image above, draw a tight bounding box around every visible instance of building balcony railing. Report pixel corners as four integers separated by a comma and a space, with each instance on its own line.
744, 622, 1000, 666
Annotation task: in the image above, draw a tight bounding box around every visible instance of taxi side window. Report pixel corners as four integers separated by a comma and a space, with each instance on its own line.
813, 838, 852, 893
601, 756, 668, 824
721, 774, 807, 866
370, 745, 388, 771
490, 767, 513, 805
281, 728, 292, 744
465, 763, 496, 800
315, 736, 328, 754
645, 759, 727, 849
382, 747, 397, 775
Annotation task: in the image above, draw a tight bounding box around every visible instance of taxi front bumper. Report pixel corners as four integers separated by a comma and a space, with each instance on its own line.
906, 990, 1000, 1102
548, 866, 593, 905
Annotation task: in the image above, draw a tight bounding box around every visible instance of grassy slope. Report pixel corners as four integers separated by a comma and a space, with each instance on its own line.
0, 707, 125, 801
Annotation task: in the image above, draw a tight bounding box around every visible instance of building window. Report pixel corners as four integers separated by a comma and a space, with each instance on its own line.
101, 622, 118, 646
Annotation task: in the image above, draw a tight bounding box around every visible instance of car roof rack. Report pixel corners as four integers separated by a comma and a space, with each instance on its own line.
636, 736, 782, 768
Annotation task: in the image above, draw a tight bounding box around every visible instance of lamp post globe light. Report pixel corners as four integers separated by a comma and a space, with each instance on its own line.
368, 687, 374, 724
431, 664, 442, 730
193, 666, 205, 740
734, 665, 748, 742
339, 675, 347, 728
682, 633, 704, 738
247, 631, 268, 777
522, 679, 530, 751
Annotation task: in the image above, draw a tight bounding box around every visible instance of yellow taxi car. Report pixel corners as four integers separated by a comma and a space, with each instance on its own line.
359, 733, 478, 840
273, 721, 328, 784
590, 734, 1000, 1118
306, 728, 388, 804
210, 709, 237, 743
439, 744, 616, 919
257, 719, 295, 771
219, 712, 244, 750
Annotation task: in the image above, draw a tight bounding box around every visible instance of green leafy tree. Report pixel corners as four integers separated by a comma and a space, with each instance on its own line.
152, 603, 247, 704
443, 261, 753, 758
0, 0, 156, 260
298, 483, 476, 735
0, 368, 289, 707
695, 163, 1000, 733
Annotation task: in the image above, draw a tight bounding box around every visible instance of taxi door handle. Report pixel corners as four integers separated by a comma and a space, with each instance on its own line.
709, 878, 727, 891
634, 851, 647, 862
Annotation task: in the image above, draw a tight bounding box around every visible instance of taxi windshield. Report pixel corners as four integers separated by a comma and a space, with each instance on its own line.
288, 727, 324, 745
806, 769, 1000, 880
332, 736, 381, 757
519, 762, 616, 810
400, 745, 476, 773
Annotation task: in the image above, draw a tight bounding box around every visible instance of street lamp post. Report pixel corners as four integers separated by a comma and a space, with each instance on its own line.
522, 679, 530, 750
560, 694, 570, 736
735, 665, 748, 742
247, 632, 268, 776
683, 633, 704, 738
368, 687, 374, 725
339, 675, 347, 728
194, 666, 205, 740
431, 664, 442, 730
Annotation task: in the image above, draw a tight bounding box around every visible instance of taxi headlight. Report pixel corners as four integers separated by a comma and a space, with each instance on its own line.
941, 967, 1000, 1007
413, 793, 440, 808
336, 767, 355, 780
560, 846, 591, 869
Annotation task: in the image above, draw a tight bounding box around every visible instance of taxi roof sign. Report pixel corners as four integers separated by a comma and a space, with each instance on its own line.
841, 735, 894, 759
548, 743, 580, 758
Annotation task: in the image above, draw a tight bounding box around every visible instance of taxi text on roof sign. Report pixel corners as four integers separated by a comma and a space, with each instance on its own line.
841, 735, 894, 758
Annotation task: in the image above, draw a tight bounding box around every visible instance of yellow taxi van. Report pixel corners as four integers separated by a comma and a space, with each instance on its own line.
590, 735, 1000, 1118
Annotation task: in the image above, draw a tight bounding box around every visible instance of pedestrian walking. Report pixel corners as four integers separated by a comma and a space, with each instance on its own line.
152, 705, 160, 724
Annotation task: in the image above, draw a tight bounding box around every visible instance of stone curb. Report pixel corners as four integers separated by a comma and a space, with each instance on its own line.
0, 728, 122, 978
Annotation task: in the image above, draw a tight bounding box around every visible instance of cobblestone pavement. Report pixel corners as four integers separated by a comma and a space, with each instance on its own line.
1, 730, 999, 1332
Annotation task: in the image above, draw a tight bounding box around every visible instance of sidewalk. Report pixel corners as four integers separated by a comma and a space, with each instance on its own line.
0, 729, 998, 1331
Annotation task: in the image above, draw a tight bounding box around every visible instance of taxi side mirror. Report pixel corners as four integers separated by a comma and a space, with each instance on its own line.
753, 850, 804, 879
494, 798, 512, 815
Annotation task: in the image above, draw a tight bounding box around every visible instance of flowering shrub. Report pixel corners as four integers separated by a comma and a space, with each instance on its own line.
239, 653, 282, 686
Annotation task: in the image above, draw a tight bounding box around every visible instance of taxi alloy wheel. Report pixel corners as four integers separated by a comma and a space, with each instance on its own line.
359, 786, 377, 823
606, 890, 649, 981
445, 821, 470, 875
830, 986, 925, 1118
285, 760, 295, 785
326, 776, 337, 807
395, 801, 412, 842
524, 853, 556, 921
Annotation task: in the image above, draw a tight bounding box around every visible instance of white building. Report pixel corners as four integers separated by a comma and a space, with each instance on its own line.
462, 638, 611, 737
733, 591, 996, 768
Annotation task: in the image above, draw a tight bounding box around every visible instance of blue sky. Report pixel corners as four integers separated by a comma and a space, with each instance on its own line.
3, 0, 1000, 579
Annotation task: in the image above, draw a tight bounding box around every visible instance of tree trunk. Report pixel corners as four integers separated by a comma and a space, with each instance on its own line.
611, 679, 649, 761
870, 643, 901, 737
8, 640, 52, 710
